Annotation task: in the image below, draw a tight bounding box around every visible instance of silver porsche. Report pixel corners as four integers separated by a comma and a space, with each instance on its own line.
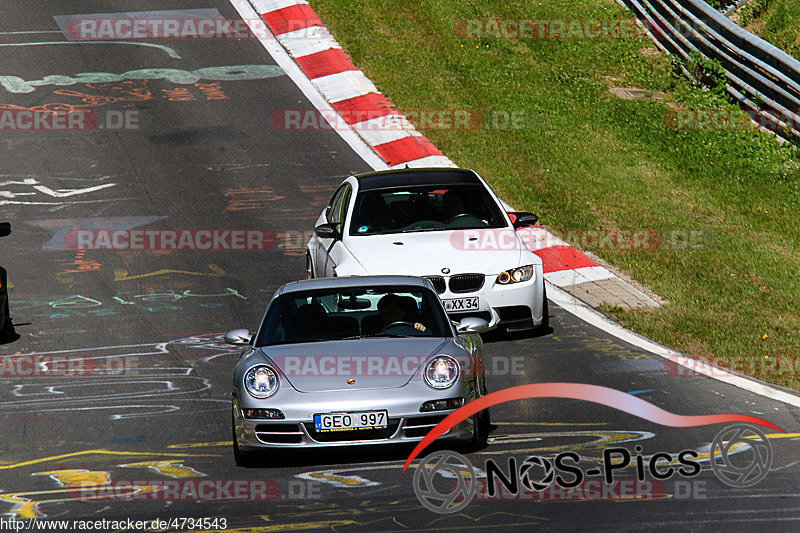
227, 275, 489, 464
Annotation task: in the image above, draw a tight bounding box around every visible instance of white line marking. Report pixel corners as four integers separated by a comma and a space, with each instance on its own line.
0, 41, 181, 58
545, 266, 615, 287
390, 155, 457, 169
251, 0, 309, 12
32, 183, 116, 198
352, 114, 414, 146
0, 31, 64, 35
311, 70, 378, 103
279, 26, 341, 57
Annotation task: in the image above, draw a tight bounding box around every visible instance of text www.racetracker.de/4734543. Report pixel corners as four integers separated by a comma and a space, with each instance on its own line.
0, 517, 228, 531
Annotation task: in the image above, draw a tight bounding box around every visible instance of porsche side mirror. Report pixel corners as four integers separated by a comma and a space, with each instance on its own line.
0, 223, 10, 238
456, 317, 489, 334
315, 222, 341, 240
509, 212, 539, 229
225, 329, 253, 346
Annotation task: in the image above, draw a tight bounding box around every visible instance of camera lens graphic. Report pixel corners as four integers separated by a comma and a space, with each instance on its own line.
519, 456, 555, 491
413, 450, 477, 514
710, 424, 772, 488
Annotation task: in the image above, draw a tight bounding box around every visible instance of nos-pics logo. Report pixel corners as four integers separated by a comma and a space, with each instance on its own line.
412, 424, 773, 514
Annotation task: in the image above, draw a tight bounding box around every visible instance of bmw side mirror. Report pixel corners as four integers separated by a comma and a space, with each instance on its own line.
0, 223, 10, 238
225, 329, 253, 346
509, 212, 539, 229
456, 317, 489, 333
314, 222, 341, 240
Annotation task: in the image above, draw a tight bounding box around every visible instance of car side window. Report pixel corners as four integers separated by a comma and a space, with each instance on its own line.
329, 184, 352, 227
326, 185, 345, 222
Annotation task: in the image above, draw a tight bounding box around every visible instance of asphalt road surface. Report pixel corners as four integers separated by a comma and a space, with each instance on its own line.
1, 2, 798, 532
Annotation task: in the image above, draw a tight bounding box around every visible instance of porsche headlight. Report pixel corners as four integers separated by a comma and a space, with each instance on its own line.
496, 265, 534, 285
244, 365, 279, 399
424, 356, 460, 389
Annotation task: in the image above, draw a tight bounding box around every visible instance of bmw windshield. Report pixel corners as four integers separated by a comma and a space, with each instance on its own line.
349, 184, 508, 236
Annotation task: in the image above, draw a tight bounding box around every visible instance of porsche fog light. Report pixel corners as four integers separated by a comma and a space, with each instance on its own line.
420, 397, 464, 412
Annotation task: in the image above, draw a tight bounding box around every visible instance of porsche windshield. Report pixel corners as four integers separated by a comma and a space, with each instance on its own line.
255, 286, 451, 345
349, 184, 507, 235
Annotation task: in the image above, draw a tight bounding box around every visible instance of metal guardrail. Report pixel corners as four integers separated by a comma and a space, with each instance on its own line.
619, 0, 800, 144
722, 1, 750, 18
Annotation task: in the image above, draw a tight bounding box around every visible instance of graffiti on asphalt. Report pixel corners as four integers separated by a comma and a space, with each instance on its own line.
0, 82, 229, 125
1, 178, 119, 207
11, 287, 255, 320
0, 65, 284, 94
113, 265, 228, 282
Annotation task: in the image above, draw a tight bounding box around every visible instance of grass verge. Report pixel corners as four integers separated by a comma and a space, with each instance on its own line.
738, 0, 800, 59
312, 0, 800, 390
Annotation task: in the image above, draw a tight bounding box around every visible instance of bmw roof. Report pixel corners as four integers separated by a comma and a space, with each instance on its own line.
353, 167, 481, 191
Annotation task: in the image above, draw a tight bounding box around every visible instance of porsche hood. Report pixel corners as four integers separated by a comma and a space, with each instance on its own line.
259, 337, 453, 392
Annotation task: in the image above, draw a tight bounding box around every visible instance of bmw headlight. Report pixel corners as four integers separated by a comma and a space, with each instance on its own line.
424, 356, 460, 389
496, 265, 534, 285
244, 365, 279, 399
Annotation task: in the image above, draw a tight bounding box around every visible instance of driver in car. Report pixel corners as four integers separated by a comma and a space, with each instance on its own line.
377, 294, 429, 335
443, 189, 488, 226
443, 189, 467, 220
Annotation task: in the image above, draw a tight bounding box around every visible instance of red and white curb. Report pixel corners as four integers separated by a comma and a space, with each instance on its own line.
229, 0, 800, 406
252, 0, 450, 168
243, 0, 659, 305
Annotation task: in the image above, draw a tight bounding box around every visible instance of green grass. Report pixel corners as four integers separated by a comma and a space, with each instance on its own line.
311, 0, 800, 389
739, 0, 800, 59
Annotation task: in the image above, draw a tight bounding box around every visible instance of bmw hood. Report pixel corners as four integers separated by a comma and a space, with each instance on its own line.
259, 337, 451, 392
343, 230, 535, 277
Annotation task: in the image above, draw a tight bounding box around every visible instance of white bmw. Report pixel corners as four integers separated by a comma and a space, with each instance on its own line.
305, 168, 548, 333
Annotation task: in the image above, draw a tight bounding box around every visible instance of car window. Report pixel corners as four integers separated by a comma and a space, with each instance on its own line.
328, 184, 352, 226
255, 285, 451, 345
349, 184, 507, 235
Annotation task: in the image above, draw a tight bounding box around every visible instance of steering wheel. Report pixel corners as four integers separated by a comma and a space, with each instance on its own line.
447, 213, 475, 223
381, 321, 416, 331
404, 220, 443, 230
